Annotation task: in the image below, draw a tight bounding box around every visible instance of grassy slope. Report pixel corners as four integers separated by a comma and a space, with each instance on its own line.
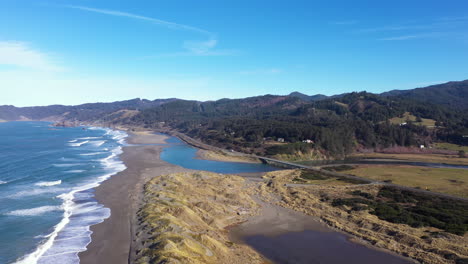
343, 165, 468, 198
435, 143, 468, 152
350, 152, 468, 165
389, 112, 436, 127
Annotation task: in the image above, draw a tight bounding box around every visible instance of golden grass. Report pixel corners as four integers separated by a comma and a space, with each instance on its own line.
389, 112, 436, 127
343, 165, 468, 198
434, 143, 468, 152
334, 101, 349, 108
135, 172, 263, 264
350, 152, 468, 165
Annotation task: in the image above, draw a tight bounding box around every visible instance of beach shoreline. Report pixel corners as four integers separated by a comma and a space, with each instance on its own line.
79, 132, 191, 264
78, 130, 460, 264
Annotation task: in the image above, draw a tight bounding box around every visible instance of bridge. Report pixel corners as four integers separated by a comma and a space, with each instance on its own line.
170, 130, 468, 202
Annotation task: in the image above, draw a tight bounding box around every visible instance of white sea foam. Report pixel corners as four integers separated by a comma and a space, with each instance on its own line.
77, 137, 100, 140
79, 152, 106, 156
35, 180, 62, 187
6, 206, 62, 217
65, 170, 85, 173
0, 180, 7, 184
14, 128, 128, 264
8, 187, 67, 199
104, 129, 127, 145
68, 139, 77, 143
68, 141, 88, 147
89, 140, 106, 147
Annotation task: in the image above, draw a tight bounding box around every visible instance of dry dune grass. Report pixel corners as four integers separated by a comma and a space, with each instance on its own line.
256, 170, 468, 264
134, 172, 264, 264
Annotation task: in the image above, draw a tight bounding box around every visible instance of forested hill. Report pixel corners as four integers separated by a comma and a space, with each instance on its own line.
129, 89, 468, 158
1, 80, 467, 158
0, 98, 176, 122
381, 80, 468, 110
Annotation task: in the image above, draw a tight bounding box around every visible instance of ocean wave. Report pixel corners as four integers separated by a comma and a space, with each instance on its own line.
8, 187, 67, 199
77, 137, 101, 140
6, 206, 62, 217
68, 140, 88, 147
14, 127, 128, 264
68, 139, 77, 143
0, 180, 7, 184
79, 152, 106, 156
105, 129, 128, 145
35, 180, 62, 187
15, 176, 117, 264
16, 128, 127, 264
65, 170, 85, 173
89, 140, 106, 147
100, 147, 126, 173
53, 163, 84, 168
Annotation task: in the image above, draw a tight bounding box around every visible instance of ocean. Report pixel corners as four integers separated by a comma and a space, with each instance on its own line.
0, 121, 127, 264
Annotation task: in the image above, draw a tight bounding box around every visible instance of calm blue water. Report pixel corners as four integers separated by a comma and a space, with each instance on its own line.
160, 136, 278, 173
0, 121, 127, 264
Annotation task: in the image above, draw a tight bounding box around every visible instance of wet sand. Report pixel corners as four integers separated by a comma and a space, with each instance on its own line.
79, 132, 190, 264
230, 197, 414, 264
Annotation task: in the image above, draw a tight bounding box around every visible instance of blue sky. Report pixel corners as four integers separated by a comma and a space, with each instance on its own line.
1, 0, 468, 106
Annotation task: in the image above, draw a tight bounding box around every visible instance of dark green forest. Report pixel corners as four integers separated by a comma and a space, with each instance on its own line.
2, 80, 467, 158
130, 89, 468, 157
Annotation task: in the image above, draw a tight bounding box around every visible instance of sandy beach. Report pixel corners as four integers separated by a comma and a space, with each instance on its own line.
79, 132, 191, 264
78, 131, 438, 264
79, 131, 324, 264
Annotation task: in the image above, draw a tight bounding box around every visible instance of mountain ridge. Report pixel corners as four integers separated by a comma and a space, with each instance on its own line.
2, 79, 467, 122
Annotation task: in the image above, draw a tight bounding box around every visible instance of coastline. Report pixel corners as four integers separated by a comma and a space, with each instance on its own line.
77, 129, 466, 264
79, 132, 191, 264
4, 123, 129, 264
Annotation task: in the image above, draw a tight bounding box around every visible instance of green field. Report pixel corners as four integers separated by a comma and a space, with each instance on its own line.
349, 152, 468, 165
389, 112, 436, 127
292, 170, 367, 186
434, 142, 468, 152
343, 165, 468, 198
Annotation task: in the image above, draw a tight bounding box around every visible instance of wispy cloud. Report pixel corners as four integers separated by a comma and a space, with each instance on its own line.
358, 25, 431, 33
379, 32, 442, 41
65, 5, 230, 57
183, 39, 218, 54
239, 68, 283, 75
0, 41, 63, 72
66, 5, 212, 36
353, 16, 468, 41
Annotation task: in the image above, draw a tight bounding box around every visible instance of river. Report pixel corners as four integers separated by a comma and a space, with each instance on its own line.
157, 134, 415, 264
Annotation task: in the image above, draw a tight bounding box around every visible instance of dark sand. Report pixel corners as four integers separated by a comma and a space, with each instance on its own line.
79, 132, 190, 264
230, 197, 414, 264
